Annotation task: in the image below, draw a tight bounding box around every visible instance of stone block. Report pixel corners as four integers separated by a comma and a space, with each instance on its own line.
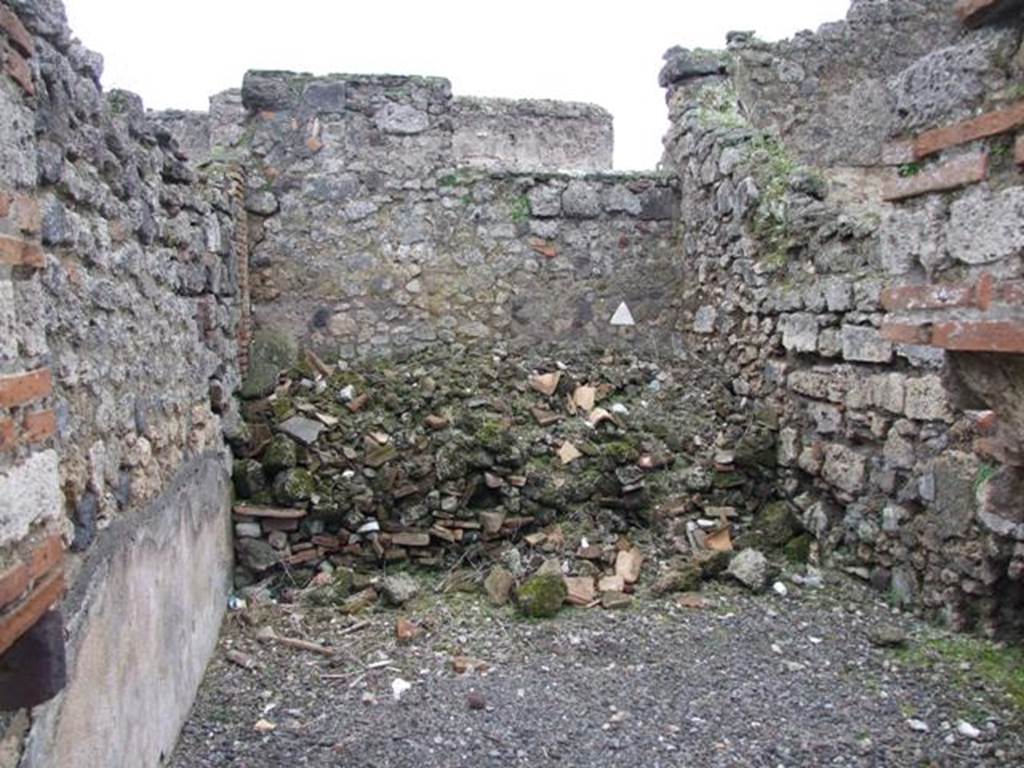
603, 185, 641, 215
841, 325, 893, 363
375, 103, 430, 135
948, 186, 1024, 265
879, 203, 945, 276
561, 181, 601, 218
930, 452, 981, 538
904, 375, 951, 422
638, 187, 676, 220
527, 185, 561, 218
821, 443, 867, 496
823, 279, 852, 313
788, 369, 848, 403
870, 373, 906, 414
780, 313, 818, 353
693, 305, 716, 334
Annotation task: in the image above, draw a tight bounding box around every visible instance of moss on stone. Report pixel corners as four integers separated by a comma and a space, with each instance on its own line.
758, 501, 800, 548
516, 573, 567, 619
783, 533, 812, 564
653, 561, 703, 596
232, 459, 266, 499
303, 567, 355, 607
241, 328, 297, 399
600, 441, 640, 465
273, 468, 315, 505
263, 434, 298, 475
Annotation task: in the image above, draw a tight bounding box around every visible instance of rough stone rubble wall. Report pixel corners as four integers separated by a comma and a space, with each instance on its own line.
0, 0, 245, 764
660, 0, 1024, 636
184, 71, 677, 363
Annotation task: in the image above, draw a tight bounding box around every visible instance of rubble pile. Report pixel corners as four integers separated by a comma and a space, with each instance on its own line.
228, 343, 800, 609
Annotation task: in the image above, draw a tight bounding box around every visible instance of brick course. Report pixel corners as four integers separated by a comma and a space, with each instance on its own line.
0, 368, 52, 409
0, 233, 43, 267
913, 101, 1024, 159
0, 5, 33, 57
882, 153, 988, 201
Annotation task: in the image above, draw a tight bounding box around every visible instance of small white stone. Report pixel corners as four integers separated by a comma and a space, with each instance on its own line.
772, 581, 789, 597
907, 718, 930, 733
956, 720, 981, 740
391, 678, 412, 702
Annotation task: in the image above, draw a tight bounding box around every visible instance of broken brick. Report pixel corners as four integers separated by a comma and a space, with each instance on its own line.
0, 6, 33, 57
0, 571, 65, 657
0, 233, 43, 268
932, 320, 1024, 353
22, 409, 56, 444
913, 101, 1024, 159
3, 44, 34, 96
954, 0, 1024, 27
882, 153, 988, 201
0, 368, 52, 409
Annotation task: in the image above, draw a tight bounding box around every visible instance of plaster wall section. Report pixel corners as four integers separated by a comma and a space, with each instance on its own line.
452, 96, 613, 172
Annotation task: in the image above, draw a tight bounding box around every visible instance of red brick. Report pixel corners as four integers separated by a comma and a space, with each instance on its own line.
1016, 134, 1024, 167
0, 561, 28, 610
881, 282, 977, 312
0, 416, 14, 452
11, 193, 39, 234
932, 320, 1024, 353
3, 44, 34, 97
28, 535, 63, 581
0, 368, 52, 409
955, 0, 1024, 27
882, 153, 988, 201
0, 190, 10, 218
0, 6, 33, 57
0, 233, 44, 267
0, 571, 64, 656
880, 322, 933, 345
22, 408, 56, 444
913, 101, 1024, 159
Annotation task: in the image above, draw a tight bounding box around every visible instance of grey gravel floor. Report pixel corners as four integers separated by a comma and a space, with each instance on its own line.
169, 576, 1024, 767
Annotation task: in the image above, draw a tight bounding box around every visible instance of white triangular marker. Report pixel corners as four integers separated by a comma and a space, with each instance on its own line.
610, 302, 635, 326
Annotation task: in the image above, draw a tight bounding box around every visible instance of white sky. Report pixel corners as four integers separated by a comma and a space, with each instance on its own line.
63, 1, 851, 170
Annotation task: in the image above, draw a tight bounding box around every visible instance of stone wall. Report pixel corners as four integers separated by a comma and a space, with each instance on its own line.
659, 0, 1024, 636
0, 0, 244, 764
452, 97, 613, 172
189, 71, 678, 365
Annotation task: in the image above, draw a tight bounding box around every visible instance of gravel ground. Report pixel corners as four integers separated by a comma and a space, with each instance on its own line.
170, 574, 1024, 767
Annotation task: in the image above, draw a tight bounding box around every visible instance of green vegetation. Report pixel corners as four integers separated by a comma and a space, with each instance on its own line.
896, 635, 1024, 717
974, 462, 997, 496
510, 195, 531, 223
746, 133, 799, 267
897, 162, 922, 178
